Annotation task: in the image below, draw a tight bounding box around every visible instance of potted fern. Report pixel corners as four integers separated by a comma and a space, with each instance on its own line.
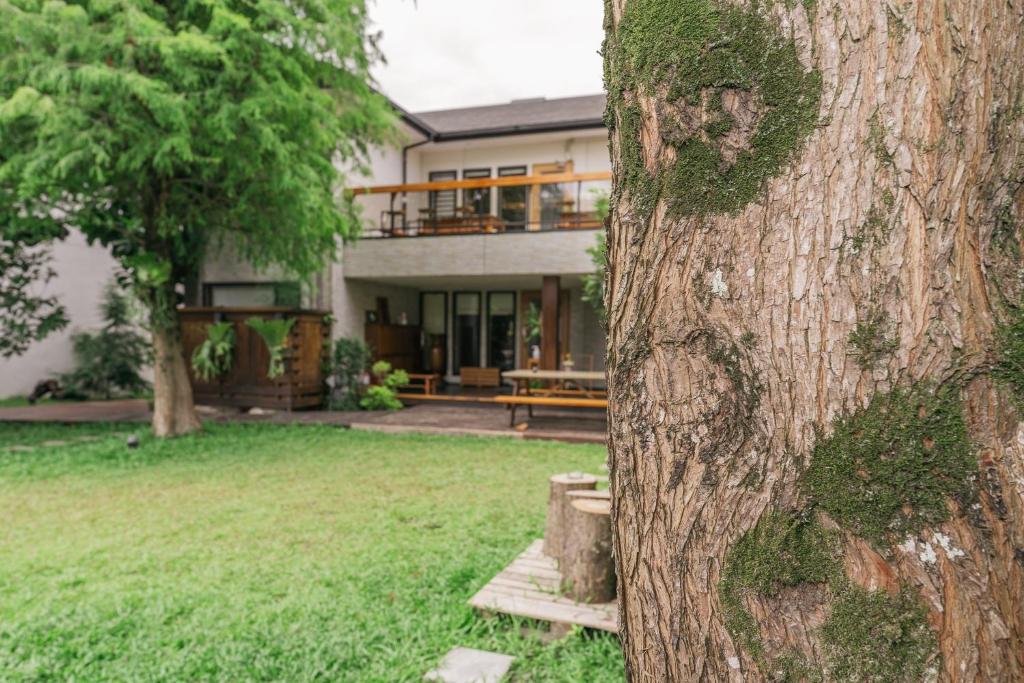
246, 317, 296, 379
191, 321, 236, 381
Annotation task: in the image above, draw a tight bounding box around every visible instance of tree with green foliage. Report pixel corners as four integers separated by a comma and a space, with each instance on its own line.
0, 239, 68, 358
0, 0, 394, 435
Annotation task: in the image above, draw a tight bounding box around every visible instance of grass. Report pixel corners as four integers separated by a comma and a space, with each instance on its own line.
0, 421, 137, 448
0, 423, 622, 681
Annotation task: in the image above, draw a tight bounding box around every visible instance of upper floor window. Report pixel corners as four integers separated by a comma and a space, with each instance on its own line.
428, 170, 457, 219
462, 168, 491, 216
497, 166, 528, 231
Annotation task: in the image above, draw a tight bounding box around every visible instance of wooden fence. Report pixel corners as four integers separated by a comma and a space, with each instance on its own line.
180, 307, 329, 410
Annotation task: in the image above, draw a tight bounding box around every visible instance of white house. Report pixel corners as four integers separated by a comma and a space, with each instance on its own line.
0, 93, 610, 397
202, 93, 610, 384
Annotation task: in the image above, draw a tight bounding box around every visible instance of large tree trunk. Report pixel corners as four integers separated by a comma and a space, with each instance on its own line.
605, 1, 1023, 681
151, 323, 201, 437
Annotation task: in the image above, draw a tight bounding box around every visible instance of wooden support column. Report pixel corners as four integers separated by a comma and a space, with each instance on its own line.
541, 275, 560, 370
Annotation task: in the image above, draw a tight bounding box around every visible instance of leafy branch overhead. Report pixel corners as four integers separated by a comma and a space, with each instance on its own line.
0, 240, 68, 358
0, 0, 395, 435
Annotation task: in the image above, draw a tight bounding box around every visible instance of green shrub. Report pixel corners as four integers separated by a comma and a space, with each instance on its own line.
326, 337, 371, 410
60, 283, 150, 399
191, 322, 236, 381
360, 361, 409, 411
245, 317, 295, 379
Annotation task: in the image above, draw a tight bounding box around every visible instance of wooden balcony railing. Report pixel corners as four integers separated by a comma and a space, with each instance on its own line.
347, 171, 611, 238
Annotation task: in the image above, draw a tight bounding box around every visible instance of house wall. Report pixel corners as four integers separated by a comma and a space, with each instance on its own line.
0, 232, 122, 398
342, 229, 600, 281
328, 257, 420, 343
195, 126, 610, 375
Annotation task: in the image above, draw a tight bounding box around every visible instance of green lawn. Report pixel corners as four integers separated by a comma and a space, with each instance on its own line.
0, 423, 623, 681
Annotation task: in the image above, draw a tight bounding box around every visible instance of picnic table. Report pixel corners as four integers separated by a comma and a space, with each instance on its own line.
502, 369, 604, 390
499, 369, 607, 425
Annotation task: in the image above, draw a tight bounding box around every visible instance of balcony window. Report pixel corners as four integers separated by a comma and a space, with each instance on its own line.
428, 170, 457, 219
497, 166, 527, 231
462, 168, 491, 217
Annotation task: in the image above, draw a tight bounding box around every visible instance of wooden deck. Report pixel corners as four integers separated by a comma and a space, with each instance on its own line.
469, 539, 618, 633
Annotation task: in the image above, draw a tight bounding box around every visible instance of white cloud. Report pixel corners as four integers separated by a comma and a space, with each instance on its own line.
369, 0, 605, 111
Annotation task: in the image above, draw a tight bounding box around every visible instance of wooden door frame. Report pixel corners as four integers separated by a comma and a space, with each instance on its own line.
517, 287, 571, 369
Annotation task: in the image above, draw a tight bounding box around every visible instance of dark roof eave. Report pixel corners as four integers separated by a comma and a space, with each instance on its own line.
429, 118, 606, 142
394, 108, 436, 139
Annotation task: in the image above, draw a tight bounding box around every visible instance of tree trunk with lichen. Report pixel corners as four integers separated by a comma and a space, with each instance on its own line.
604, 1, 1023, 681
151, 322, 201, 438
149, 269, 201, 438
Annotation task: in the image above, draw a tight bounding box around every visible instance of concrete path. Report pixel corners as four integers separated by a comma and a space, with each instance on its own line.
424, 647, 515, 683
0, 400, 606, 444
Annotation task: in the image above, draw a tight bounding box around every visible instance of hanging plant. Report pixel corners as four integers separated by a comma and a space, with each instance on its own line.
191, 321, 236, 381
246, 317, 295, 379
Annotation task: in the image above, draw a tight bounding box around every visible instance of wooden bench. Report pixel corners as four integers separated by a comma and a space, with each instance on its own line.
530, 387, 608, 399
494, 395, 608, 426
402, 373, 440, 395
461, 367, 501, 388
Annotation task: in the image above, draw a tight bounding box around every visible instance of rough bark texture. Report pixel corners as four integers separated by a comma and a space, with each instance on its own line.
151, 324, 202, 438
605, 0, 1024, 681
562, 498, 616, 603
544, 472, 599, 561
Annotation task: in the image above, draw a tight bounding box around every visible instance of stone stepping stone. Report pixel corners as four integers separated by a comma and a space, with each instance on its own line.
424, 647, 515, 683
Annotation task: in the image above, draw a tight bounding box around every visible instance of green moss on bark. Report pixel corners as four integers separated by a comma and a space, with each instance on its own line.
804, 385, 976, 547
993, 308, 1024, 405
822, 586, 938, 682
720, 512, 839, 660
608, 0, 821, 217
848, 307, 898, 369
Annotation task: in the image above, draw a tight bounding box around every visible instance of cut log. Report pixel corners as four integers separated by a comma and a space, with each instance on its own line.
566, 489, 611, 501
561, 498, 615, 604
543, 472, 599, 561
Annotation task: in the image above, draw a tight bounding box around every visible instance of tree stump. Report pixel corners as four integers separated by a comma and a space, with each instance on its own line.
566, 489, 611, 502
561, 498, 615, 603
543, 472, 598, 561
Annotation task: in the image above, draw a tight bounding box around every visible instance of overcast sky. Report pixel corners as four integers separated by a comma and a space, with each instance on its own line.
368, 0, 605, 113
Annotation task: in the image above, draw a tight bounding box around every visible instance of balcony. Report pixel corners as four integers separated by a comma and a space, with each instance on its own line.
348, 171, 611, 238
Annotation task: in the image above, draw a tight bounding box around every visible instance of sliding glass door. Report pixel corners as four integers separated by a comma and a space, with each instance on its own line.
453, 292, 481, 374
420, 292, 447, 375
487, 292, 516, 371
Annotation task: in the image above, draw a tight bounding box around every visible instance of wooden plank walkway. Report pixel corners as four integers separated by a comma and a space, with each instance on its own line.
469, 539, 618, 633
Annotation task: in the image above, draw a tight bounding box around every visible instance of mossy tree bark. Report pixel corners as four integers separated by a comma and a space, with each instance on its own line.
604, 1, 1023, 680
